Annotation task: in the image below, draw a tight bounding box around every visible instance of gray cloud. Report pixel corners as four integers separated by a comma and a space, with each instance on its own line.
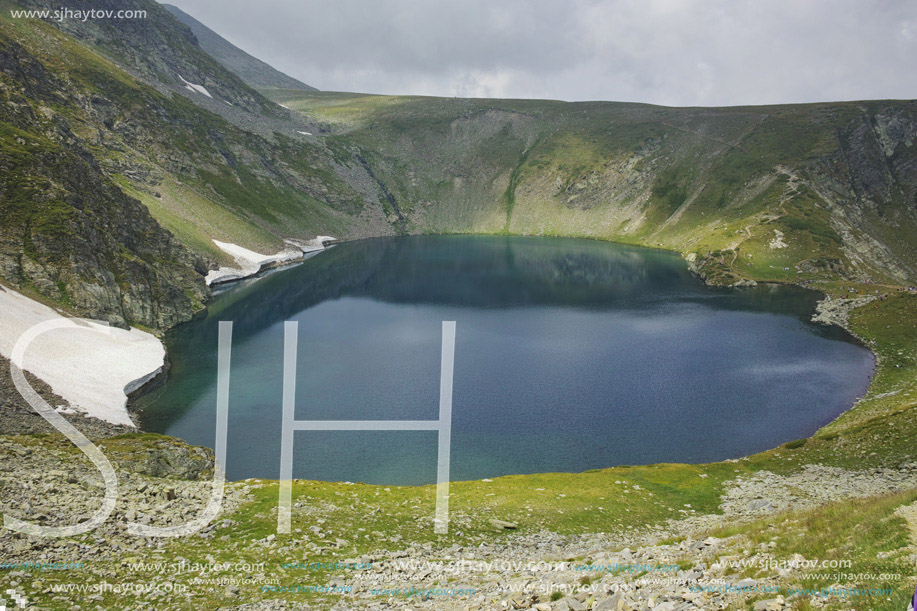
163, 0, 917, 105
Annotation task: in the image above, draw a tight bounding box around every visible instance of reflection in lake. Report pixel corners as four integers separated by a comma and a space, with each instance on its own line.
137, 236, 874, 484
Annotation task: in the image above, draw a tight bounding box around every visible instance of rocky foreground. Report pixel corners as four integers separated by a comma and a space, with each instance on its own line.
2, 308, 915, 610
271, 465, 917, 611
2, 419, 915, 611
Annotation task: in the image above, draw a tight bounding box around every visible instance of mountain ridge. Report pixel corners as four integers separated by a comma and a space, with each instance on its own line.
3, 5, 917, 610
1, 0, 915, 333
162, 3, 317, 92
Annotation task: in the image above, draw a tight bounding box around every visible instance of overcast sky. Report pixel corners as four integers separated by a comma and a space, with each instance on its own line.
163, 0, 916, 106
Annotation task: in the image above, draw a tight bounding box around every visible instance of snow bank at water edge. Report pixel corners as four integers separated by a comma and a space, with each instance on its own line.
205, 236, 336, 286
0, 285, 165, 427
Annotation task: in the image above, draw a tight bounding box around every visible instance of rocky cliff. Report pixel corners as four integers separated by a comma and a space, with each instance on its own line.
162, 3, 317, 92
278, 92, 917, 286
2, 1, 916, 335
0, 2, 378, 330
0, 31, 207, 329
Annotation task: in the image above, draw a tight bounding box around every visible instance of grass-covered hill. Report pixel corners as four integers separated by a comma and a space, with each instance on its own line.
271, 90, 917, 287
1, 0, 916, 329
3, 2, 917, 609
0, 0, 387, 329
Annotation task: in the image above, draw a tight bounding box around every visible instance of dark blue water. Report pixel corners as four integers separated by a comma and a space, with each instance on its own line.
137, 235, 874, 485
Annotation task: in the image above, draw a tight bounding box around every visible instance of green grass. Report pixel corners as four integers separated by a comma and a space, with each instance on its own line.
5, 274, 917, 611
0, 10, 363, 262
710, 489, 917, 611
113, 176, 282, 264
3, 13, 917, 609
0, 122, 76, 255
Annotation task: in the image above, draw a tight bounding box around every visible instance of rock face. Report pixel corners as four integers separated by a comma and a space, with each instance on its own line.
804, 106, 917, 281
811, 295, 877, 328
0, 139, 209, 330
17, 0, 279, 118
0, 18, 208, 331
0, 0, 387, 335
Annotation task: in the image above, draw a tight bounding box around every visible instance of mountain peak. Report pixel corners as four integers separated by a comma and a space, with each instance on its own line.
162, 3, 316, 92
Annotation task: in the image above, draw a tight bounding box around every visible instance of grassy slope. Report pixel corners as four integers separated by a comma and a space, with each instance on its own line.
272, 90, 917, 288
710, 488, 917, 611
0, 7, 372, 269
1, 14, 917, 607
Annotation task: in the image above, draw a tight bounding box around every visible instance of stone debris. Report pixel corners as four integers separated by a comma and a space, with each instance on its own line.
4, 434, 916, 610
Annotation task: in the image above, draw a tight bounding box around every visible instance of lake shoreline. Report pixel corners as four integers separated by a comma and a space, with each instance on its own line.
3, 231, 877, 469
130, 234, 881, 484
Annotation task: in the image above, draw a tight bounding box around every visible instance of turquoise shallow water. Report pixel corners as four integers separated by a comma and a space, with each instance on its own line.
137, 235, 874, 485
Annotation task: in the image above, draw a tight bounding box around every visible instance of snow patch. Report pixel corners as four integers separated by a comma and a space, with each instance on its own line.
205, 236, 335, 286
0, 285, 165, 426
178, 74, 213, 99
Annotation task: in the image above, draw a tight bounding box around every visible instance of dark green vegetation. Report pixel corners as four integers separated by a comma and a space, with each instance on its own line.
1, 2, 917, 608
0, 20, 209, 328
0, 0, 374, 329
2, 0, 916, 330
273, 90, 917, 290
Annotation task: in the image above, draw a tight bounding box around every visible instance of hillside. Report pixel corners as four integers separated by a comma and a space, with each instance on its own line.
1, 4, 917, 609
0, 0, 386, 330
272, 90, 917, 287
162, 3, 317, 92
2, 1, 916, 330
